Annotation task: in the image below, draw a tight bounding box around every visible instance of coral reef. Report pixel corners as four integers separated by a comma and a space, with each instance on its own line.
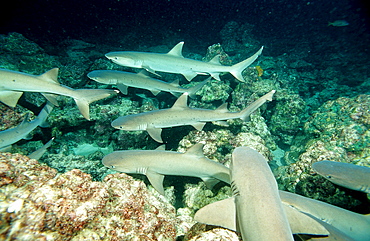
0, 153, 178, 240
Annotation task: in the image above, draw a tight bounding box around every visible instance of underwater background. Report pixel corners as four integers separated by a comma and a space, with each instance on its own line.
0, 0, 369, 240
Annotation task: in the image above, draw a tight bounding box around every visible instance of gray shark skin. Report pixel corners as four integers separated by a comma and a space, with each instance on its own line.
280, 191, 370, 241
312, 160, 370, 194
87, 69, 208, 98
28, 137, 54, 160
0, 102, 53, 151
230, 147, 294, 240
105, 42, 263, 82
102, 143, 230, 195
0, 68, 118, 120
112, 90, 275, 143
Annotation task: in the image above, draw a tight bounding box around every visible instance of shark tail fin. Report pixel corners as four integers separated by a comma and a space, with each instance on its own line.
187, 77, 211, 98
240, 90, 275, 121
73, 89, 118, 120
229, 46, 263, 82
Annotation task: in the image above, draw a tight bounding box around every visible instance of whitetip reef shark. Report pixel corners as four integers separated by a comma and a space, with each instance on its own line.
0, 102, 53, 151
102, 143, 230, 195
112, 90, 275, 143
0, 68, 118, 120
280, 191, 370, 241
105, 42, 263, 82
194, 147, 331, 240
312, 160, 370, 194
87, 69, 209, 98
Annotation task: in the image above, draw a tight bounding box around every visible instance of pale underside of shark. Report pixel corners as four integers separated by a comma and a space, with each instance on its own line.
112, 90, 275, 143
105, 42, 263, 82
279, 190, 370, 241
102, 143, 230, 195
0, 68, 118, 120
87, 69, 209, 98
312, 160, 370, 194
0, 102, 53, 151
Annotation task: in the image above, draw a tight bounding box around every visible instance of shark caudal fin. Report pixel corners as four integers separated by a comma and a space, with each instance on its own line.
187, 77, 211, 98
74, 89, 118, 120
239, 90, 275, 121
229, 47, 263, 82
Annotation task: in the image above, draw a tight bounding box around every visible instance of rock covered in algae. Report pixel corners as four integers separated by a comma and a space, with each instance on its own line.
0, 153, 177, 240
274, 94, 370, 208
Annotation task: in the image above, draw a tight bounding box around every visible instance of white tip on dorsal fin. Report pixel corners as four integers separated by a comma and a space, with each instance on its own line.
38, 68, 59, 84
215, 103, 229, 113
184, 143, 205, 157
167, 42, 184, 57
171, 92, 189, 110
208, 55, 222, 65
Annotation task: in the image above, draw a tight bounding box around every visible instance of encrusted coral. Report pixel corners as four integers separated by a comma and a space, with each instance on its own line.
0, 153, 178, 240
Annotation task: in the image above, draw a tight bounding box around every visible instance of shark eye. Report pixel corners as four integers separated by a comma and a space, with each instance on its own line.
110, 165, 116, 169
326, 175, 332, 179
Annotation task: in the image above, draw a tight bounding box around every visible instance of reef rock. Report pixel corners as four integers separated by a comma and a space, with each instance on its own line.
0, 153, 177, 240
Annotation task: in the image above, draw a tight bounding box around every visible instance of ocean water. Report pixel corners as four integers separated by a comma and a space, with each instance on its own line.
0, 0, 369, 239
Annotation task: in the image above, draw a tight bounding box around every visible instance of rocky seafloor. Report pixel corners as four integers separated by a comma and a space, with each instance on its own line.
0, 23, 369, 240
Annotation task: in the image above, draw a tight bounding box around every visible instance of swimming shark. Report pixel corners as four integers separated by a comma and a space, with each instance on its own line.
0, 68, 118, 120
87, 69, 208, 98
102, 143, 230, 195
229, 146, 293, 240
105, 42, 263, 82
312, 160, 370, 194
0, 102, 53, 151
28, 137, 54, 160
194, 147, 330, 239
279, 190, 370, 241
112, 90, 275, 143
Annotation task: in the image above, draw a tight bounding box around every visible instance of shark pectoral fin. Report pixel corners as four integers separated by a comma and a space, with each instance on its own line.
42, 93, 59, 106
0, 90, 24, 107
194, 197, 237, 231
143, 66, 161, 78
146, 171, 165, 195
283, 204, 329, 235
155, 144, 166, 151
150, 89, 161, 96
146, 127, 163, 143
202, 177, 220, 190
117, 83, 128, 95
182, 71, 198, 82
191, 122, 206, 131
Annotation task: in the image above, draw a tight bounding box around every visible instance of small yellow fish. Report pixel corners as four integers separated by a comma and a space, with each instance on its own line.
328, 20, 349, 27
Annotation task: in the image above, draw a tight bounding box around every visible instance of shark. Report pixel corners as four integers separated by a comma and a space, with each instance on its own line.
312, 160, 370, 194
0, 102, 53, 151
105, 42, 263, 82
279, 190, 370, 241
87, 69, 208, 98
194, 147, 330, 239
102, 143, 230, 195
0, 68, 118, 120
112, 90, 275, 143
28, 137, 54, 160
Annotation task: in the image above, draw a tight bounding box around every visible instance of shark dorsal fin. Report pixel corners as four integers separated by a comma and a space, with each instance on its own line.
155, 145, 166, 151
169, 79, 180, 87
215, 103, 229, 113
209, 55, 222, 65
38, 68, 59, 84
184, 143, 205, 157
167, 42, 184, 57
146, 170, 165, 195
171, 93, 189, 110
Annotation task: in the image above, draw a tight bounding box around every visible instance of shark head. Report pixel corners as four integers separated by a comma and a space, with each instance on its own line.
111, 113, 148, 131
105, 52, 143, 68
102, 151, 139, 173
87, 70, 117, 84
